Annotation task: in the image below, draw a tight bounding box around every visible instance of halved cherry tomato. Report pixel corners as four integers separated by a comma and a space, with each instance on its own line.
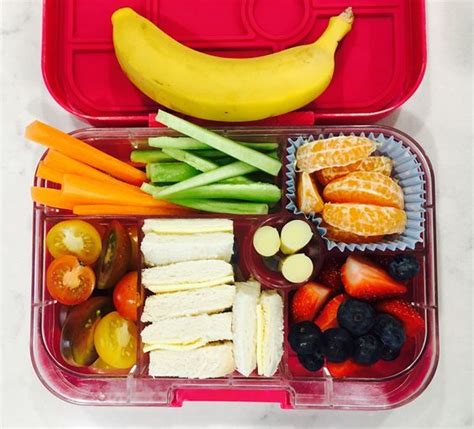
46, 220, 102, 265
94, 311, 137, 369
96, 221, 131, 289
127, 226, 139, 270
46, 255, 95, 305
113, 272, 142, 322
89, 357, 129, 375
60, 296, 114, 366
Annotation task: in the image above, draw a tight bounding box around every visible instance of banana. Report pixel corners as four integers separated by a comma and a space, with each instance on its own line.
112, 7, 354, 122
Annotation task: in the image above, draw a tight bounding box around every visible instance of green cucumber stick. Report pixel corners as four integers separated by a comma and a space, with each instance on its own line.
149, 136, 278, 152
162, 148, 218, 172
131, 150, 174, 163
155, 110, 282, 176
154, 161, 257, 198
157, 183, 281, 203
170, 199, 269, 215
147, 162, 199, 183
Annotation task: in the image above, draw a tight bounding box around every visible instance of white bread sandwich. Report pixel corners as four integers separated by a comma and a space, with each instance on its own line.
141, 312, 233, 352
141, 285, 236, 322
256, 290, 284, 377
149, 342, 235, 378
142, 259, 234, 293
143, 218, 233, 235
232, 281, 260, 376
141, 232, 234, 266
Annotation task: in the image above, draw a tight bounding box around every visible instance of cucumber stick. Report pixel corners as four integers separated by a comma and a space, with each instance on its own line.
162, 148, 218, 172
146, 162, 199, 183
131, 150, 174, 163
170, 199, 269, 215
162, 148, 253, 184
156, 110, 282, 176
149, 135, 278, 152
153, 161, 258, 198
146, 183, 281, 203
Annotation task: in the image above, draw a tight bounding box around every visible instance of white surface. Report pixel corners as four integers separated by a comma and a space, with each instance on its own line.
0, 0, 472, 428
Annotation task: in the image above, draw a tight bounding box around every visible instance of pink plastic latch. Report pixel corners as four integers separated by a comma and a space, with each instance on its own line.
172, 388, 291, 408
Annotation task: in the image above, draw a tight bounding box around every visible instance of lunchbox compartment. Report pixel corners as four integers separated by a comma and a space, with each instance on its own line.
31, 125, 437, 408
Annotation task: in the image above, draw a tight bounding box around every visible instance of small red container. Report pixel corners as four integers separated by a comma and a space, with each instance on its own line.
32, 0, 437, 409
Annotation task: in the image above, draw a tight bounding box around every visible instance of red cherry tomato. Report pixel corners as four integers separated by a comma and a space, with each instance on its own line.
113, 272, 142, 322
46, 255, 95, 305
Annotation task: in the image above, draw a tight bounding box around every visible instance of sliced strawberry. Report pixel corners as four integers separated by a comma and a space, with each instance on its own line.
317, 257, 344, 291
375, 299, 425, 337
341, 255, 407, 300
291, 282, 332, 323
326, 359, 369, 378
314, 294, 346, 331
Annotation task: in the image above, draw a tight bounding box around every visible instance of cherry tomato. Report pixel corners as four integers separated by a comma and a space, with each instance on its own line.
94, 311, 137, 369
89, 357, 129, 375
60, 296, 114, 366
113, 272, 142, 322
46, 255, 95, 305
127, 226, 139, 270
46, 220, 102, 265
96, 221, 131, 289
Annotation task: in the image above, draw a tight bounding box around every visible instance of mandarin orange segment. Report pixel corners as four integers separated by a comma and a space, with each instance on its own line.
323, 223, 384, 243
297, 172, 324, 214
316, 156, 393, 186
323, 171, 404, 209
322, 203, 407, 236
296, 136, 376, 173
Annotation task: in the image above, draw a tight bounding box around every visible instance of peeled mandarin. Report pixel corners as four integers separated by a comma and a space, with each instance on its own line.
322, 203, 407, 236
323, 171, 404, 210
297, 172, 324, 214
296, 136, 376, 173
315, 156, 393, 186
323, 223, 384, 243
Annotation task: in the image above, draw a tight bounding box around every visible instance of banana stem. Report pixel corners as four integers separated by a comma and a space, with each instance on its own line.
340, 7, 354, 25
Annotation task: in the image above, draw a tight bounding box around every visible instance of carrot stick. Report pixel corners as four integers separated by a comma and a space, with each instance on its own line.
61, 174, 182, 209
31, 187, 74, 210
25, 121, 147, 185
43, 150, 143, 193
44, 150, 124, 184
36, 162, 64, 184
73, 205, 193, 216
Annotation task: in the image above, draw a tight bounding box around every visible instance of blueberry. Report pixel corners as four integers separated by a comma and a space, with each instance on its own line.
373, 314, 406, 351
288, 321, 323, 355
388, 254, 420, 281
381, 345, 401, 361
297, 348, 325, 371
322, 328, 354, 363
337, 299, 376, 336
353, 334, 383, 365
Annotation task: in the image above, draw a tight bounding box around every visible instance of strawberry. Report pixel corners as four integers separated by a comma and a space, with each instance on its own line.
326, 359, 370, 378
291, 282, 332, 323
341, 255, 407, 300
375, 299, 425, 337
314, 294, 346, 331
317, 257, 343, 291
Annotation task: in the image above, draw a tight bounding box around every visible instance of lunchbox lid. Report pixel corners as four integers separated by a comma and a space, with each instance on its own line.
41, 0, 426, 127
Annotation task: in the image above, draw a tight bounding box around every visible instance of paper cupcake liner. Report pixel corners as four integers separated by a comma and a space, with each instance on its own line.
285, 132, 426, 252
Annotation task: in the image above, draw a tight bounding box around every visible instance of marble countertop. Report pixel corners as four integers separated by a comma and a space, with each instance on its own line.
1, 1, 472, 428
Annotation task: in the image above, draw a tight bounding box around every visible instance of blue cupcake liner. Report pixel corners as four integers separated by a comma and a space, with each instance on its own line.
285, 133, 426, 252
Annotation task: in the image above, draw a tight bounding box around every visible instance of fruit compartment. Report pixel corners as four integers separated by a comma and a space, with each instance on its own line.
31, 126, 437, 408
42, 0, 426, 125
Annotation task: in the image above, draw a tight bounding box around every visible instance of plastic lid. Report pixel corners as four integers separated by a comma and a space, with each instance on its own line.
42, 0, 426, 126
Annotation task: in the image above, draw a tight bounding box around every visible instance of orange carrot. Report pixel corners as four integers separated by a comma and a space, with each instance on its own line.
25, 121, 146, 185
31, 187, 74, 210
61, 174, 182, 209
36, 162, 64, 184
43, 150, 144, 193
73, 205, 193, 216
